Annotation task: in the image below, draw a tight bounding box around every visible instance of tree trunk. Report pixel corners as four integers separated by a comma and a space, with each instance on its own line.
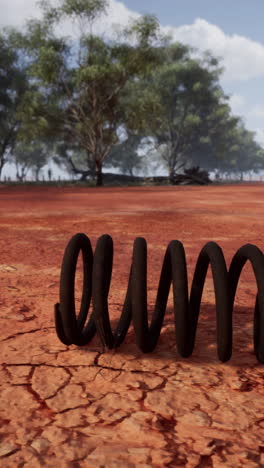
35, 167, 40, 182
16, 172, 23, 182
169, 168, 175, 184
0, 157, 5, 181
96, 160, 103, 187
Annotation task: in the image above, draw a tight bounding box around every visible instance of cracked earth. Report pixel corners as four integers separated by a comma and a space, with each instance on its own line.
0, 184, 264, 467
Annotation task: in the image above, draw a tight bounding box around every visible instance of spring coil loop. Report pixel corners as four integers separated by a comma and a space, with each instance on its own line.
54, 233, 264, 363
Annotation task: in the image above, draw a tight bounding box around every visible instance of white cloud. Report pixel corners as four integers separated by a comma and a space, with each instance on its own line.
0, 0, 140, 45
255, 129, 264, 146
165, 18, 264, 83
246, 121, 264, 147
227, 97, 264, 146
92, 0, 140, 39
0, 0, 139, 35
84, 4, 264, 85
2, 1, 264, 84
229, 94, 246, 115
0, 0, 42, 29
248, 106, 264, 120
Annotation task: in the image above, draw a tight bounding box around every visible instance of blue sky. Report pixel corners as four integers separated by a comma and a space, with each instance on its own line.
122, 0, 264, 44
119, 0, 264, 147
1, 0, 264, 178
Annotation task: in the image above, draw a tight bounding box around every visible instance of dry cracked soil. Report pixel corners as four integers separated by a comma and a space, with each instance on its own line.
0, 183, 264, 467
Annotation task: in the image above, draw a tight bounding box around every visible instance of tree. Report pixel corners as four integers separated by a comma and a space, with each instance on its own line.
0, 29, 28, 179
188, 103, 241, 174
21, 0, 164, 186
105, 132, 143, 176
193, 110, 264, 179
127, 44, 231, 182
53, 141, 96, 181
226, 125, 264, 180
12, 140, 50, 181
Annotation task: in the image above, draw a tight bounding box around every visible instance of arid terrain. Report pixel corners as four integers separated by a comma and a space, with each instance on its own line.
0, 184, 264, 467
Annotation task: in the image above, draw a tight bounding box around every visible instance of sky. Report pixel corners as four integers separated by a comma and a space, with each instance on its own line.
1, 0, 264, 178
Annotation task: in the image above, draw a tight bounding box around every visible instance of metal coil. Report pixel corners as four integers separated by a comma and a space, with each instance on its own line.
54, 233, 264, 363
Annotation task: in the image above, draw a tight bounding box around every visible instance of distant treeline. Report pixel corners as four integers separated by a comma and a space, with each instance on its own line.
1, 0, 263, 186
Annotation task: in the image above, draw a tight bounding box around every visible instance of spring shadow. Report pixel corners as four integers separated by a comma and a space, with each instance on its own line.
76, 302, 261, 368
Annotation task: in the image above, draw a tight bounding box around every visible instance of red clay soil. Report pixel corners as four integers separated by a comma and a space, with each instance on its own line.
0, 183, 264, 467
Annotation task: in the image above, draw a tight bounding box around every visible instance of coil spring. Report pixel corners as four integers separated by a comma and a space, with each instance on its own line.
54, 233, 264, 363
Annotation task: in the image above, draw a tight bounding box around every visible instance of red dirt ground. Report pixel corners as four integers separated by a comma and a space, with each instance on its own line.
0, 184, 264, 467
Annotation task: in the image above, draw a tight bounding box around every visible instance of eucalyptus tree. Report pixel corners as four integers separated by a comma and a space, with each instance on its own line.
226, 125, 264, 180
21, 0, 164, 185
105, 132, 144, 176
193, 110, 264, 179
126, 44, 232, 182
53, 140, 96, 181
12, 139, 49, 181
0, 29, 29, 179
188, 101, 241, 173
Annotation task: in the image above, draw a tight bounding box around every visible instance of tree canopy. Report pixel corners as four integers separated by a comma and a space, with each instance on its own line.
18, 0, 166, 185
0, 28, 29, 178
0, 0, 263, 183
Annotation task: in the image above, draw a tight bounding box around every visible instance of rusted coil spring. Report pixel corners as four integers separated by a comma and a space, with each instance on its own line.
54, 233, 264, 363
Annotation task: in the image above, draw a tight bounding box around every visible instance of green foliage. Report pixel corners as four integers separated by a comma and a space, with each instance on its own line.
106, 133, 143, 176
0, 28, 29, 177
131, 44, 227, 179
12, 139, 49, 181
122, 82, 162, 133
20, 1, 164, 185
38, 0, 107, 24
61, 0, 107, 18
1, 0, 262, 184
227, 125, 264, 175
125, 14, 160, 47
